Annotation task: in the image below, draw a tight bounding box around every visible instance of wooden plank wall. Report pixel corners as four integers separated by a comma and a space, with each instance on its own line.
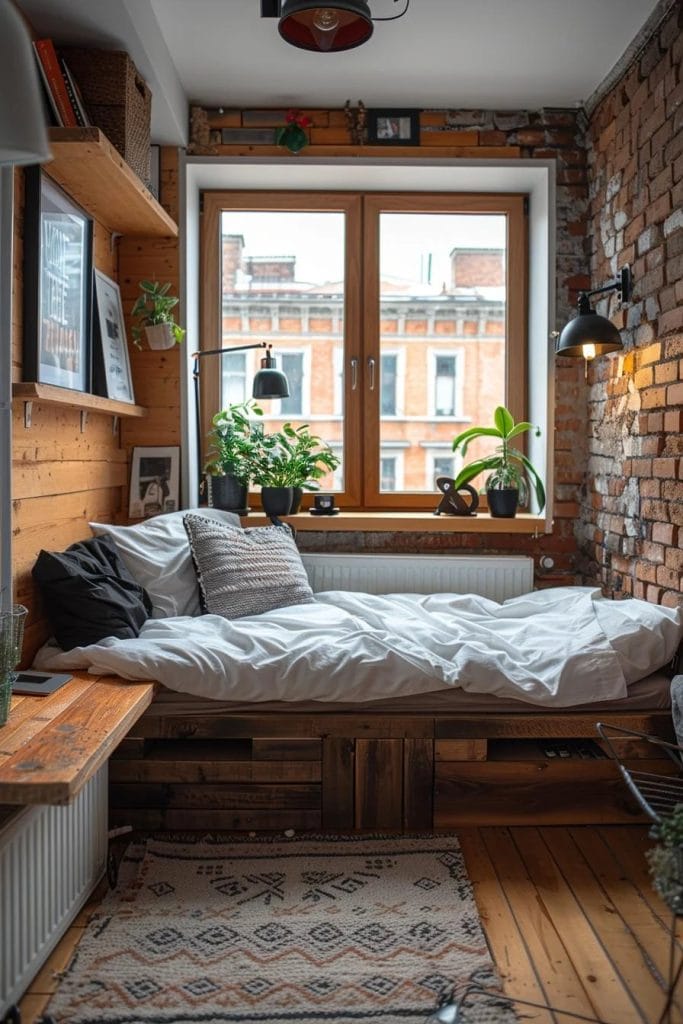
119, 149, 181, 462
11, 169, 125, 662
11, 150, 180, 663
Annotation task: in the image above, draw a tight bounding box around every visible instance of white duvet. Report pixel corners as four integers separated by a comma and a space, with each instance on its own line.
34, 587, 682, 708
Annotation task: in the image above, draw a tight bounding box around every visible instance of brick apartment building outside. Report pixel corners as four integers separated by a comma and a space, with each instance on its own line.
220, 233, 507, 494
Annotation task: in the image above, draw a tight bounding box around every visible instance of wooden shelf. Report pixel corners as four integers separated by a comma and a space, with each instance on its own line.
45, 128, 178, 238
13, 382, 147, 419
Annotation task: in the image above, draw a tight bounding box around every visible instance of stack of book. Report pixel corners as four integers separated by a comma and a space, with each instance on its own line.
33, 38, 90, 129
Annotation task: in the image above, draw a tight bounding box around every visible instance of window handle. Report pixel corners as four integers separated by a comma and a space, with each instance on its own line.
350, 357, 358, 391
367, 357, 376, 391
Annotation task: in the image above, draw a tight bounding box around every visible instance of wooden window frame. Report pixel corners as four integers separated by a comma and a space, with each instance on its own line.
200, 190, 527, 512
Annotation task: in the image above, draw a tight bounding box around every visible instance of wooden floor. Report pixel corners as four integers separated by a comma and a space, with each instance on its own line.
18, 826, 682, 1024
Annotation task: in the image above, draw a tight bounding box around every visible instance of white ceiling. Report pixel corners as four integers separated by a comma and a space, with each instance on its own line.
18, 0, 662, 144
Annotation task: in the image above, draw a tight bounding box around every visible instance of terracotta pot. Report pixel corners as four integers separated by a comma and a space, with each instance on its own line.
144, 323, 176, 350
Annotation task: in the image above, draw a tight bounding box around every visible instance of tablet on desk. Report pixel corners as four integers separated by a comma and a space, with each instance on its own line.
12, 671, 73, 696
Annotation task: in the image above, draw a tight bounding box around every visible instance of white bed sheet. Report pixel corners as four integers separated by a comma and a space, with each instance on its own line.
34, 587, 682, 709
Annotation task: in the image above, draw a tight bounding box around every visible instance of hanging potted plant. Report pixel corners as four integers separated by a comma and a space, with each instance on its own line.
131, 279, 186, 350
204, 401, 263, 514
451, 405, 545, 518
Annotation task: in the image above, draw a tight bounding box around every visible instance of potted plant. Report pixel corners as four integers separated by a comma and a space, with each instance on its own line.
451, 405, 545, 518
131, 279, 186, 350
647, 805, 683, 912
204, 401, 263, 514
280, 423, 340, 513
251, 429, 297, 517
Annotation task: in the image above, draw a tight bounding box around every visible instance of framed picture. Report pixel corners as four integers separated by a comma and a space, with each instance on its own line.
367, 109, 420, 146
93, 270, 135, 403
129, 446, 180, 520
23, 168, 93, 391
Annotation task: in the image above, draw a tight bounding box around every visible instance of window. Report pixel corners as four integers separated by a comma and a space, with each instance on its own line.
201, 191, 526, 510
433, 455, 455, 480
221, 351, 247, 407
381, 353, 398, 416
380, 456, 397, 491
432, 353, 459, 417
280, 352, 305, 416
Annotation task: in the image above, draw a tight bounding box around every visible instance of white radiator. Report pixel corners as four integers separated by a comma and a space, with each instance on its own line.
301, 554, 534, 602
0, 766, 108, 1015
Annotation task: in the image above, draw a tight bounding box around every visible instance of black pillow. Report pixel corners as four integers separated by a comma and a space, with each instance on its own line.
32, 535, 153, 651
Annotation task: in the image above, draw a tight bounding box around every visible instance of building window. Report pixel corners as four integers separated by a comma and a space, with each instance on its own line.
280, 352, 305, 416
433, 354, 458, 417
433, 455, 455, 480
221, 351, 247, 407
381, 353, 398, 416
380, 456, 397, 492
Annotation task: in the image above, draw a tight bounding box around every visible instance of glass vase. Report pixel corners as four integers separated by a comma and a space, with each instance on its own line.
0, 605, 27, 726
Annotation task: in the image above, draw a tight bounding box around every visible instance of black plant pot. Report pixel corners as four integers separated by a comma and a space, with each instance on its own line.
261, 486, 293, 517
209, 474, 248, 515
290, 487, 303, 514
487, 487, 519, 518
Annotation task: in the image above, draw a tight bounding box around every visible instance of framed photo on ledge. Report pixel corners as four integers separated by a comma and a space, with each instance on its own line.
129, 446, 180, 520
93, 270, 135, 403
367, 109, 420, 146
23, 167, 93, 391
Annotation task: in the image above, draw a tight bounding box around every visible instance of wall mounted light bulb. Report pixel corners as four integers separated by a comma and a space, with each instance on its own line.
581, 343, 596, 360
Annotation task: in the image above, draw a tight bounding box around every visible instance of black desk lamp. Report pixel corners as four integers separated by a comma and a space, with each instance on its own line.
192, 342, 289, 499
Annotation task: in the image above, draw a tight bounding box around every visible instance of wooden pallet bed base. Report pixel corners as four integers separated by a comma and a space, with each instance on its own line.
110, 703, 677, 832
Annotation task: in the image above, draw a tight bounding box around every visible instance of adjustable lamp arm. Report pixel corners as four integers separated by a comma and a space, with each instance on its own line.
577, 266, 631, 313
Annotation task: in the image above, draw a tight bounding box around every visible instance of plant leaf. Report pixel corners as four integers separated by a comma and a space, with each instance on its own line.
516, 452, 546, 510
493, 405, 514, 437
506, 421, 537, 440
452, 426, 501, 453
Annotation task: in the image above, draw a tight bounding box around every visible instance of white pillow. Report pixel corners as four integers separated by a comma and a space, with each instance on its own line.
89, 509, 241, 618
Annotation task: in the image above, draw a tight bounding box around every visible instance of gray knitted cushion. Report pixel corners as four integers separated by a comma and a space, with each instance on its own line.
183, 513, 314, 619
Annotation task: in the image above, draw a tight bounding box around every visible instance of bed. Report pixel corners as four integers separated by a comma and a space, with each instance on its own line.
32, 509, 683, 831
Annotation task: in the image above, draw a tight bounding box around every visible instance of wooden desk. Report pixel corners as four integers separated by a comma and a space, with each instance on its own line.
0, 673, 155, 805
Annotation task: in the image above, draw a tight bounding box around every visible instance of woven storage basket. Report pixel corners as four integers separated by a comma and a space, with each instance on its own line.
60, 48, 152, 187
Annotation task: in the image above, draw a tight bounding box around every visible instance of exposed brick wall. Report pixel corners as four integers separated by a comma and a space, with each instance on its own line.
577, 0, 683, 607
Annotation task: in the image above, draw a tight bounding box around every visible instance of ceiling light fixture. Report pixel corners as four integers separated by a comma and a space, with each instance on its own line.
555, 266, 631, 366
261, 0, 410, 53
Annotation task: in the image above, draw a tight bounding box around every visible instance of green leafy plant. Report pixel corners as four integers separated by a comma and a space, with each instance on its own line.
451, 404, 546, 511
647, 804, 683, 911
131, 279, 186, 347
251, 423, 340, 489
204, 401, 263, 486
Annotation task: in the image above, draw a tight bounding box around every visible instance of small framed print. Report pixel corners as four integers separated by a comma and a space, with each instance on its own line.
23, 167, 93, 391
93, 270, 135, 403
367, 109, 420, 146
129, 446, 180, 520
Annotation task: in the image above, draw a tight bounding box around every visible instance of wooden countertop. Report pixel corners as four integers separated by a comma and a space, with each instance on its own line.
0, 673, 155, 805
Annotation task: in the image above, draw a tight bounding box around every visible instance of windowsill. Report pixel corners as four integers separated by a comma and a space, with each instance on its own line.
241, 512, 549, 534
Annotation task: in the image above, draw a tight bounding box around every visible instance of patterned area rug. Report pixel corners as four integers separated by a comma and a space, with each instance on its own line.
48, 834, 516, 1024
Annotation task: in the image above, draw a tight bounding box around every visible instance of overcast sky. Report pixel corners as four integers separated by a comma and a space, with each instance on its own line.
222, 211, 506, 287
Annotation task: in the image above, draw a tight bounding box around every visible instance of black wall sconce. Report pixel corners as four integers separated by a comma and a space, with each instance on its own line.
261, 0, 409, 52
555, 265, 631, 366
192, 341, 289, 495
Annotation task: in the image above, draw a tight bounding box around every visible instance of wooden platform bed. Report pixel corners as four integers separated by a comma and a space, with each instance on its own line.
109, 671, 678, 833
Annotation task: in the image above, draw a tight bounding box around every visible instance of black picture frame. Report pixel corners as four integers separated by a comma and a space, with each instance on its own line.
92, 269, 135, 403
129, 446, 181, 520
23, 167, 93, 392
367, 109, 420, 146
